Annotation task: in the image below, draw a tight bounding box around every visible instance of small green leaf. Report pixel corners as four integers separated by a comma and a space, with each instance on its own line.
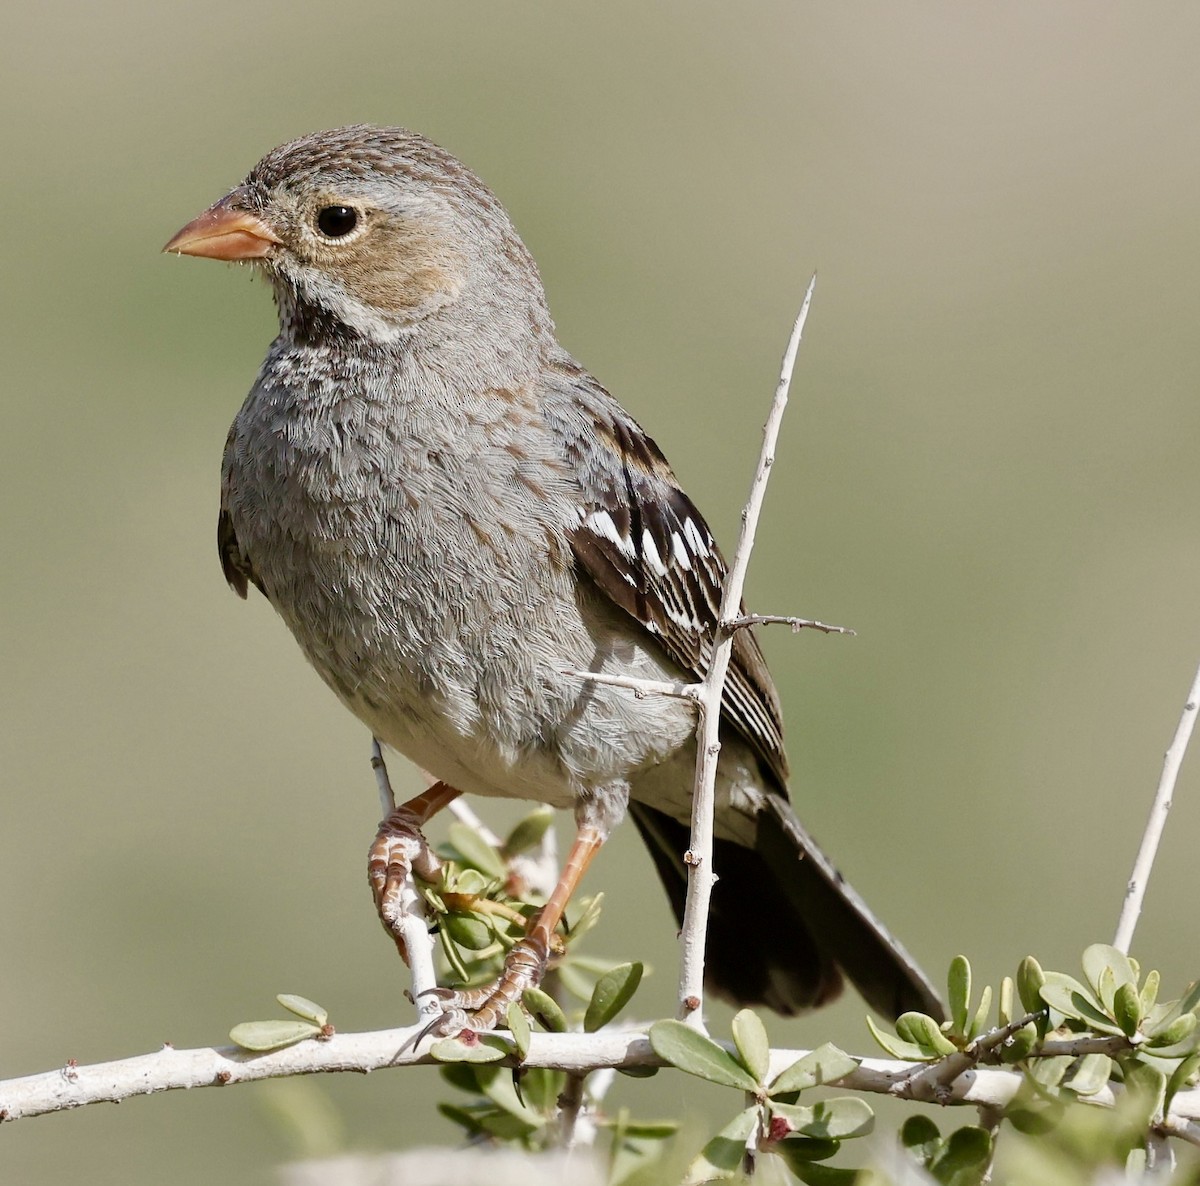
769, 1043, 857, 1096
770, 1097, 874, 1140
1007, 1104, 1055, 1136
731, 1009, 770, 1084
1082, 944, 1137, 1003
522, 987, 567, 1033
437, 1102, 488, 1137
899, 1114, 941, 1165
968, 984, 993, 1041
584, 962, 643, 1032
1180, 979, 1200, 1016
1140, 1036, 1199, 1059
505, 1002, 531, 1061
1143, 1001, 1176, 1033
1027, 1055, 1073, 1090
1113, 983, 1142, 1038
617, 1064, 660, 1078
502, 806, 555, 856
999, 1023, 1038, 1064
519, 1066, 564, 1114
229, 1019, 320, 1051
896, 1011, 958, 1056
866, 1015, 934, 1061
446, 823, 506, 879
931, 1125, 992, 1177
276, 994, 328, 1027
682, 1106, 757, 1185
1039, 973, 1122, 1033
770, 1137, 839, 1168
447, 866, 490, 896
790, 1166, 860, 1186
1123, 1059, 1166, 1120
607, 1118, 680, 1139
1140, 969, 1161, 1016
1146, 1011, 1198, 1049
649, 1020, 758, 1091
478, 1110, 539, 1140
1165, 1053, 1200, 1113
443, 912, 495, 951
475, 1061, 545, 1125
565, 892, 604, 940
947, 956, 971, 1037
441, 1061, 489, 1094
438, 927, 470, 982
1017, 956, 1046, 1016
1065, 1053, 1112, 1096
998, 977, 1014, 1027
429, 1034, 509, 1063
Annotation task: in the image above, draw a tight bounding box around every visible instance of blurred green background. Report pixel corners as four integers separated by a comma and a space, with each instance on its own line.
4, 2, 1200, 1181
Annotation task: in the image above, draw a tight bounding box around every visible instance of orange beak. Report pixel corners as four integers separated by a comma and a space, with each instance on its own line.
163, 191, 281, 261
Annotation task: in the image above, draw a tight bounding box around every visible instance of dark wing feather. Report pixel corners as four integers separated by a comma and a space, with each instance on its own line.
544, 356, 788, 788
218, 506, 262, 599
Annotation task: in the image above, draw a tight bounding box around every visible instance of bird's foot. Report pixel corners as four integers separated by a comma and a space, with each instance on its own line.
367, 807, 445, 961
422, 930, 551, 1035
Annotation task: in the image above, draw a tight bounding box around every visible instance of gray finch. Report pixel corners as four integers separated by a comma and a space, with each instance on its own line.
165, 125, 942, 1021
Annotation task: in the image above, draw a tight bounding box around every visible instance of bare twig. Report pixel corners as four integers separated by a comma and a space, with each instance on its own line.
371, 735, 397, 818
891, 1013, 1041, 1102
1159, 1117, 1200, 1150
725, 613, 854, 636
446, 797, 504, 847
555, 1071, 588, 1149
1038, 1035, 1134, 1058
5, 1028, 1199, 1126
977, 1104, 1004, 1185
676, 274, 818, 1026
1146, 1128, 1177, 1174
561, 668, 702, 702
1113, 660, 1200, 954
370, 741, 440, 1023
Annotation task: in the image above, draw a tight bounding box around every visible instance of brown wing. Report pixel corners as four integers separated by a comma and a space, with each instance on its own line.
545, 359, 789, 788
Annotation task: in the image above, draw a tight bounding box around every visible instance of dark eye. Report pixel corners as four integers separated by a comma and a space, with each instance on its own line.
316, 206, 359, 238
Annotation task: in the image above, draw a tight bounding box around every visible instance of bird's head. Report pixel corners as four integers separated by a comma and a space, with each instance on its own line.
164, 125, 551, 349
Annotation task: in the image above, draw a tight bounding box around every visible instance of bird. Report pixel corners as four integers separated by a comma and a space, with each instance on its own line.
163, 125, 943, 1028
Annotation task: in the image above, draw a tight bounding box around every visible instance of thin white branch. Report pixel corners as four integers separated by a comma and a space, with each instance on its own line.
370, 740, 440, 1023
892, 1013, 1042, 1100
676, 274, 818, 1027
397, 873, 439, 1024
5, 1028, 1199, 1126
562, 668, 703, 701
555, 1071, 587, 1149
371, 736, 397, 818
725, 613, 854, 636
1160, 1117, 1200, 1150
1113, 660, 1200, 954
446, 797, 504, 847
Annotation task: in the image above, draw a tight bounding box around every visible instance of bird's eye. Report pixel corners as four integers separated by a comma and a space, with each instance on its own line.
316, 206, 359, 238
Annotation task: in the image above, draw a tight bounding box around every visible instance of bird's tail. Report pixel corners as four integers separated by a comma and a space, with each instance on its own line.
628, 796, 944, 1022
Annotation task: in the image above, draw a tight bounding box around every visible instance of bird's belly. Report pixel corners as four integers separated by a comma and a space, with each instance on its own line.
247, 509, 697, 806
340, 590, 698, 807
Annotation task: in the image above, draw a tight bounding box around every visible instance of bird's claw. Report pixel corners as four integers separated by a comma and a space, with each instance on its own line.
422, 931, 551, 1034
367, 808, 444, 961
